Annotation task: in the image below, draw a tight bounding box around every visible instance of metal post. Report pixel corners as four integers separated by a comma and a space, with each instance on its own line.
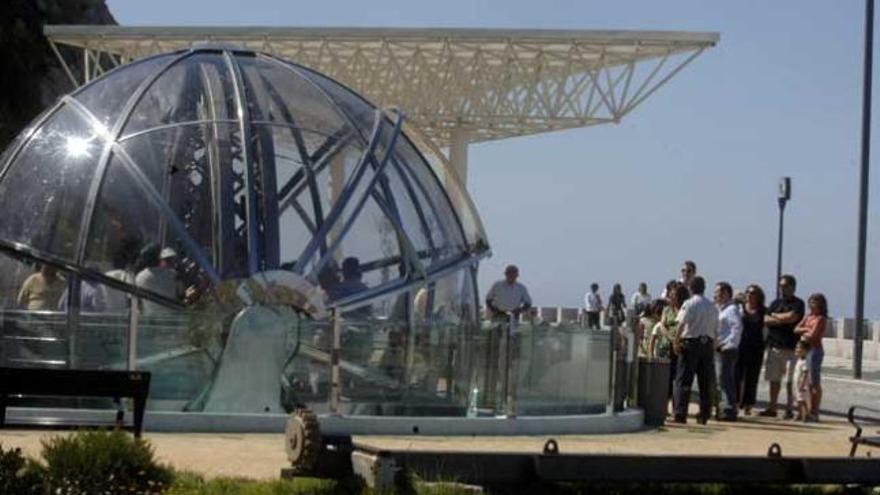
66, 277, 81, 369
127, 298, 140, 371
329, 308, 342, 413
775, 177, 791, 299
501, 312, 514, 417
855, 0, 874, 379
775, 200, 786, 299
607, 319, 618, 415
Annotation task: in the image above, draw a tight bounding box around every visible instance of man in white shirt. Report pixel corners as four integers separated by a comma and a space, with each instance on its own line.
714, 281, 743, 421
485, 265, 532, 320
631, 282, 651, 316
672, 276, 718, 424
135, 246, 181, 315
583, 283, 603, 329
483, 265, 532, 410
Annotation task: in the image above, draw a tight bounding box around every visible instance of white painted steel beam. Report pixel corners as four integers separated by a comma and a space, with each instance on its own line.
45, 26, 718, 147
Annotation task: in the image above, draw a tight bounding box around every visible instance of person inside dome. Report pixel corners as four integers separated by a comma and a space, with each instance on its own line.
17, 264, 65, 311
135, 244, 183, 314
330, 257, 372, 319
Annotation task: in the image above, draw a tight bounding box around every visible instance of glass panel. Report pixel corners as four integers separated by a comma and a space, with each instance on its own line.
136, 308, 223, 412
335, 269, 479, 416
280, 318, 332, 414
240, 56, 348, 136
84, 154, 161, 278
138, 304, 320, 414
73, 55, 174, 131
84, 156, 205, 312
511, 322, 611, 415
119, 123, 242, 278
267, 126, 353, 268
295, 66, 377, 142
321, 196, 405, 312
123, 53, 237, 136
0, 104, 105, 260
0, 252, 130, 374
0, 254, 68, 369
67, 278, 131, 371
401, 122, 489, 252
392, 137, 467, 263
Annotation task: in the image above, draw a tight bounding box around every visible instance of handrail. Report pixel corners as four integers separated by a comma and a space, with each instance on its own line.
848, 404, 880, 457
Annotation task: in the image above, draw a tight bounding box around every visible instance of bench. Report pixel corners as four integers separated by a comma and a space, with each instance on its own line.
0, 367, 151, 438
848, 405, 880, 457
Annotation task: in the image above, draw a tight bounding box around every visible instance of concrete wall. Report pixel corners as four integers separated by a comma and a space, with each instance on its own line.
822, 318, 880, 361
527, 307, 880, 363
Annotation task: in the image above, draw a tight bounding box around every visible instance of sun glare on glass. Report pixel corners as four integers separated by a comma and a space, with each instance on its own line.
64, 136, 91, 158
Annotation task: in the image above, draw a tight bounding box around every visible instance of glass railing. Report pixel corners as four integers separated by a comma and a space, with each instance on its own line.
0, 307, 624, 417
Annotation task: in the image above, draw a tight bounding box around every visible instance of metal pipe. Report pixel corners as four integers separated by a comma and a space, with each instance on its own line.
854, 0, 874, 379
775, 199, 786, 299
329, 308, 342, 413
501, 313, 514, 417
128, 299, 139, 371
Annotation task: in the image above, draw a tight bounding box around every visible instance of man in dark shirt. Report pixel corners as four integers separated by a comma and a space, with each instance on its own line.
759, 274, 805, 419
330, 257, 372, 319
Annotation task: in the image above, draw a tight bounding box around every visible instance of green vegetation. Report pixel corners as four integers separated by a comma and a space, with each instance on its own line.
167, 471, 339, 495
0, 444, 42, 494
40, 430, 173, 494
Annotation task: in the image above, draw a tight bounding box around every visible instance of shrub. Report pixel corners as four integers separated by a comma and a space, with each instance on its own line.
0, 444, 42, 494
41, 430, 173, 494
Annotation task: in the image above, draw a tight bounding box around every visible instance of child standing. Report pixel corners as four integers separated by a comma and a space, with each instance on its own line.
638, 299, 665, 357
793, 340, 811, 422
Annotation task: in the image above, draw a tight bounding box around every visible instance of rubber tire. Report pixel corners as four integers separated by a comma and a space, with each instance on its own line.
285, 407, 321, 473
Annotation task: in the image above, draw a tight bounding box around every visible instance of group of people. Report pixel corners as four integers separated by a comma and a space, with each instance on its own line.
15, 244, 188, 315
588, 261, 827, 424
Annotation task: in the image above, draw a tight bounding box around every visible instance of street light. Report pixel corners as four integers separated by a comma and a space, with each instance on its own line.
776, 177, 791, 298
854, 0, 874, 380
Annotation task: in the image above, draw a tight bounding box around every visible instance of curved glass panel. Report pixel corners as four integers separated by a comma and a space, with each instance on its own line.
0, 104, 105, 260
73, 55, 175, 130
241, 56, 348, 136
123, 53, 237, 137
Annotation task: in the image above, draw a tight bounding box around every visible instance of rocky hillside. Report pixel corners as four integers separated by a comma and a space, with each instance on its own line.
0, 0, 116, 150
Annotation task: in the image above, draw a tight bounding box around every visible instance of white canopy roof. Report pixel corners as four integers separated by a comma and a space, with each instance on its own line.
45, 26, 718, 146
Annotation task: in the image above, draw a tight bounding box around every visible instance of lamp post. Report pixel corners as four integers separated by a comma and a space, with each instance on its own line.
776, 177, 791, 298
854, 0, 874, 380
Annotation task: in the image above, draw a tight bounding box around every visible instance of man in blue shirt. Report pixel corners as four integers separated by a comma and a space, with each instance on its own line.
714, 281, 742, 421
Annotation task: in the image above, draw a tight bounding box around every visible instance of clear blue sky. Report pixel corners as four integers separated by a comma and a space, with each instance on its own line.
108, 0, 880, 318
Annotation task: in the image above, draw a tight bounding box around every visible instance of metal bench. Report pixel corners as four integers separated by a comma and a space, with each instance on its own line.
848, 405, 880, 457
0, 367, 151, 438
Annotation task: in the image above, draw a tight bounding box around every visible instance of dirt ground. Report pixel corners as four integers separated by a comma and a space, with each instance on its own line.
0, 414, 877, 480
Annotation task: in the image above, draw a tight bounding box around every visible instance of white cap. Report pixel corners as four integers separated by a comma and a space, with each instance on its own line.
159, 247, 177, 259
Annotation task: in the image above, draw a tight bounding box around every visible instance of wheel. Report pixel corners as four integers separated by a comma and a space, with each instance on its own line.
285, 407, 321, 473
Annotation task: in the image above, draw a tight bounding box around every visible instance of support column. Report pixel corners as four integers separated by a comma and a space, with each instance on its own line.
447, 127, 469, 187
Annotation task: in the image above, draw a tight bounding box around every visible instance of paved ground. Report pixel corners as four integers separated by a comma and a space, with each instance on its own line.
754, 355, 880, 417
1, 411, 877, 480
0, 356, 877, 480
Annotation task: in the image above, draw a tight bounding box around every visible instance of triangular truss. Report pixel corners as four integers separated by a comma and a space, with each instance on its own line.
45, 26, 718, 146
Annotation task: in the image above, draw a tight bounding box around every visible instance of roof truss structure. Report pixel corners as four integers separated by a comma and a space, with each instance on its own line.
45, 26, 718, 146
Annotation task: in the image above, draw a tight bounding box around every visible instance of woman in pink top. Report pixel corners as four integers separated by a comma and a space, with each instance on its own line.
794, 293, 827, 422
